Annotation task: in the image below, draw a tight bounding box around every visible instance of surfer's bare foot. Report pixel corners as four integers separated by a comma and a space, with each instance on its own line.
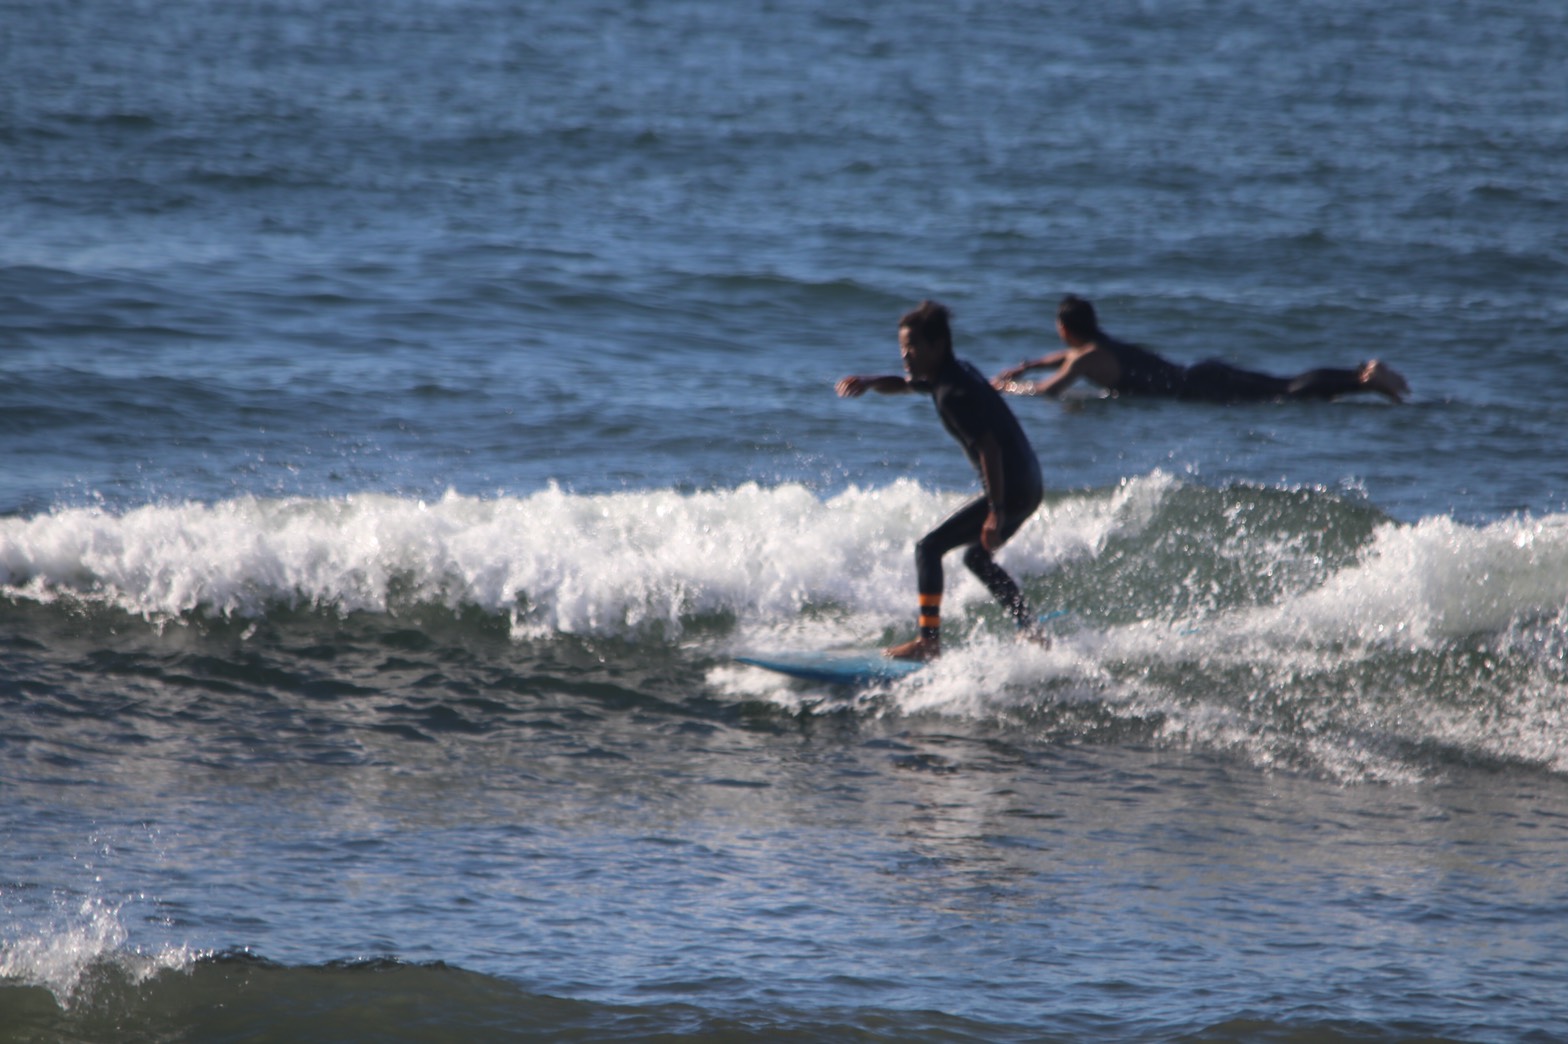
1017, 625, 1052, 650
885, 635, 940, 661
1360, 360, 1409, 402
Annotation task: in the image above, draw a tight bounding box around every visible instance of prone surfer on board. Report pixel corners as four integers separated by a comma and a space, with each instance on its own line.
992, 295, 1409, 403
837, 300, 1045, 662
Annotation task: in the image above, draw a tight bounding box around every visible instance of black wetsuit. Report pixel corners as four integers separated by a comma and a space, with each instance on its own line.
1102, 338, 1186, 396
911, 356, 1043, 627
1103, 338, 1364, 403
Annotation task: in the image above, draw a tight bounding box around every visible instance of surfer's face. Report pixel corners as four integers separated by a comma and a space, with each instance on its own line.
899, 327, 943, 381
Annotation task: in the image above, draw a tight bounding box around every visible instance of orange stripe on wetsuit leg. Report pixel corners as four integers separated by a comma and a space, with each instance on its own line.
918, 594, 941, 631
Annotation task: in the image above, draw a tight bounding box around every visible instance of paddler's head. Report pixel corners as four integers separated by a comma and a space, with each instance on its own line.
1056, 294, 1101, 347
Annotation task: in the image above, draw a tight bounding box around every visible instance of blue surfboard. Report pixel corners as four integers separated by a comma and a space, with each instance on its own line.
736, 613, 1072, 686
735, 652, 926, 687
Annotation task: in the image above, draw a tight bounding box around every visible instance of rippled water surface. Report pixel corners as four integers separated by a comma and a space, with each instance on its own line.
5, 1, 1568, 1040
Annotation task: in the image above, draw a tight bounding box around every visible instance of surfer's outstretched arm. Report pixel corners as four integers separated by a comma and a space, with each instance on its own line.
836, 374, 914, 397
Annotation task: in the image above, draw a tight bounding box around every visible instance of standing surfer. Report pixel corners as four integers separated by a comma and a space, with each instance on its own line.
837, 300, 1045, 661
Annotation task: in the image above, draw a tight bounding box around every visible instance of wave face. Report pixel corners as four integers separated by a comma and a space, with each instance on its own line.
4, 474, 1566, 784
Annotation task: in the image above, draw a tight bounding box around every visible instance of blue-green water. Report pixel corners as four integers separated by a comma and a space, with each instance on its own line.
4, 1, 1568, 1040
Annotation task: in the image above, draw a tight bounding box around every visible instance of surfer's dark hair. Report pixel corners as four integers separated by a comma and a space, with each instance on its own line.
899, 300, 953, 355
1056, 294, 1101, 341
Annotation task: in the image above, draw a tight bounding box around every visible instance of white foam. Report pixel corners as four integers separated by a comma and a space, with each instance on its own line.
1205, 512, 1568, 652
0, 479, 1131, 633
0, 896, 198, 1010
7, 478, 1567, 654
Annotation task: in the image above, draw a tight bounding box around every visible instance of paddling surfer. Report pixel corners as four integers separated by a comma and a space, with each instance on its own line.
994, 295, 1409, 403
837, 300, 1044, 661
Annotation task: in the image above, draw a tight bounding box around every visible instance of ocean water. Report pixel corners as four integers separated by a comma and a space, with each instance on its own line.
4, 1, 1568, 1041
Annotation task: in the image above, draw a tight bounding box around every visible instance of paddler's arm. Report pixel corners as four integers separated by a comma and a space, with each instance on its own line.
993, 348, 1101, 397
993, 350, 1069, 384
836, 375, 915, 397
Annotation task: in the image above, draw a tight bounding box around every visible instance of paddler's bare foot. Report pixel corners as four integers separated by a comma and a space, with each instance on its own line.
885, 635, 940, 662
1360, 360, 1409, 403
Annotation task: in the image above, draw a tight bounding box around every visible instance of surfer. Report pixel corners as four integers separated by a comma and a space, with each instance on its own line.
992, 295, 1410, 403
837, 300, 1044, 662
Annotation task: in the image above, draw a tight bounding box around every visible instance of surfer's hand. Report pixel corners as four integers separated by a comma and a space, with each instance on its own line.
836, 375, 869, 398
981, 511, 1001, 551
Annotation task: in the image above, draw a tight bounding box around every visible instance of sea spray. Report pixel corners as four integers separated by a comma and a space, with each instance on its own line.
0, 895, 199, 1012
